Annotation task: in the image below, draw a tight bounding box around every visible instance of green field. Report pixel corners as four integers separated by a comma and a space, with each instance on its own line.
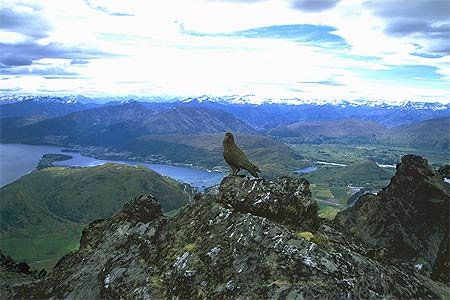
310, 183, 347, 216
1, 225, 84, 270
164, 208, 181, 218
290, 143, 448, 167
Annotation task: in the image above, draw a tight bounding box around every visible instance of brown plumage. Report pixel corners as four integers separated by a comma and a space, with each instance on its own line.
223, 132, 261, 178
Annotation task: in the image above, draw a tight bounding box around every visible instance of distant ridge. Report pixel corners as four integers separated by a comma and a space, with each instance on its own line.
384, 116, 450, 152
0, 96, 96, 118
145, 106, 254, 134
269, 118, 387, 144
1, 102, 255, 145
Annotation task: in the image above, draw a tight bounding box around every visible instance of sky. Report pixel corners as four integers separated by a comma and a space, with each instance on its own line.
1, 0, 449, 103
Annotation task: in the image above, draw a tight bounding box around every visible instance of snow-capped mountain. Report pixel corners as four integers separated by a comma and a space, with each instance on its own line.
0, 95, 88, 105
1, 94, 448, 128
179, 95, 449, 128
181, 94, 450, 111
0, 95, 100, 118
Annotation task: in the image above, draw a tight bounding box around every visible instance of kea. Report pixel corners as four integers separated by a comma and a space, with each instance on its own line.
223, 132, 261, 178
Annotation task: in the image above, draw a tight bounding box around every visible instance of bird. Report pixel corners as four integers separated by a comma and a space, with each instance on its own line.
223, 132, 261, 178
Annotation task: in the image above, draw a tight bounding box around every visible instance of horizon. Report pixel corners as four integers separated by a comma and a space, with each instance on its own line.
3, 93, 450, 106
1, 0, 450, 103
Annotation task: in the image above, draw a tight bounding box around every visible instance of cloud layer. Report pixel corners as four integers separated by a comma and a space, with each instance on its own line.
0, 0, 449, 103
291, 0, 341, 12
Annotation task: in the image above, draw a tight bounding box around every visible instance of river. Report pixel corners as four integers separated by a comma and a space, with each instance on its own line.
0, 143, 225, 190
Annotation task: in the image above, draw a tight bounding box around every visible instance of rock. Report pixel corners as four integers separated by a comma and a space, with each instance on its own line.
8, 164, 449, 299
116, 194, 163, 223
0, 250, 37, 300
218, 175, 320, 231
438, 164, 450, 178
335, 155, 450, 282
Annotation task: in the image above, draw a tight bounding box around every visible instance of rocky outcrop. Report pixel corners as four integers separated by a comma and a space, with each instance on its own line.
8, 170, 449, 299
0, 250, 38, 300
438, 164, 450, 178
218, 176, 320, 230
335, 155, 450, 283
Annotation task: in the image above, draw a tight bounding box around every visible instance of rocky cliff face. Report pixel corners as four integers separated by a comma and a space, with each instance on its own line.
5, 160, 449, 299
0, 251, 39, 300
335, 155, 449, 283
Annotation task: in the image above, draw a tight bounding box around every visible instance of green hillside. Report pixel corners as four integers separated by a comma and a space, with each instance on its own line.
269, 118, 387, 144
0, 163, 193, 269
382, 117, 449, 152
303, 159, 394, 187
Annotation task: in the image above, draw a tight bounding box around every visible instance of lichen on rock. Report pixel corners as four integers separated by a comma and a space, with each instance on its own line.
218, 175, 321, 231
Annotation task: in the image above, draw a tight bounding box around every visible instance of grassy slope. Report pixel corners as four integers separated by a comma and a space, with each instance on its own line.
0, 163, 192, 269
382, 117, 449, 152
303, 160, 394, 187
269, 118, 387, 144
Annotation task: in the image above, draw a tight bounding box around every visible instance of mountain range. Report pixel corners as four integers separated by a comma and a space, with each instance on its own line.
1, 95, 448, 178
1, 95, 449, 129
0, 102, 254, 146
0, 95, 99, 118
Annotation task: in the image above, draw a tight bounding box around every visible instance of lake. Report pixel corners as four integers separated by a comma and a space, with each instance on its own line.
0, 143, 225, 190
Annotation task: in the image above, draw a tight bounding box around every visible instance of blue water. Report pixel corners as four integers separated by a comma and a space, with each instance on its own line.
294, 166, 318, 174
0, 143, 225, 190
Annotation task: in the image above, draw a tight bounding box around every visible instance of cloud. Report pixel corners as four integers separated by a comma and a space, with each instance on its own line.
365, 0, 450, 56
207, 0, 266, 3
0, 65, 79, 76
356, 65, 444, 86
290, 0, 341, 12
0, 55, 32, 67
365, 0, 449, 21
385, 20, 449, 38
0, 88, 22, 92
83, 0, 134, 16
44, 76, 80, 80
71, 59, 90, 65
0, 5, 50, 39
298, 80, 346, 86
410, 52, 445, 59
187, 24, 349, 48
0, 41, 112, 72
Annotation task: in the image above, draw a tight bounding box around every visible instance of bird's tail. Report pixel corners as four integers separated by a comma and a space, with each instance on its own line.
246, 162, 261, 178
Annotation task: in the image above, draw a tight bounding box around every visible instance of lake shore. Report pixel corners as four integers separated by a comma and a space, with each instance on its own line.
0, 143, 225, 190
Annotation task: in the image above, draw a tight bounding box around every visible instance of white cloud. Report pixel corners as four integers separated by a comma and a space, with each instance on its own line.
1, 0, 448, 102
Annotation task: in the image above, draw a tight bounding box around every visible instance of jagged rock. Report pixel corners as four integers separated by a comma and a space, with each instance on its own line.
9, 172, 449, 299
335, 155, 450, 282
218, 175, 320, 231
0, 250, 36, 300
117, 193, 163, 223
438, 164, 450, 178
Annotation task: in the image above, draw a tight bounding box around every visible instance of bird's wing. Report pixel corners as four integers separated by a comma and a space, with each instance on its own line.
229, 144, 251, 166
